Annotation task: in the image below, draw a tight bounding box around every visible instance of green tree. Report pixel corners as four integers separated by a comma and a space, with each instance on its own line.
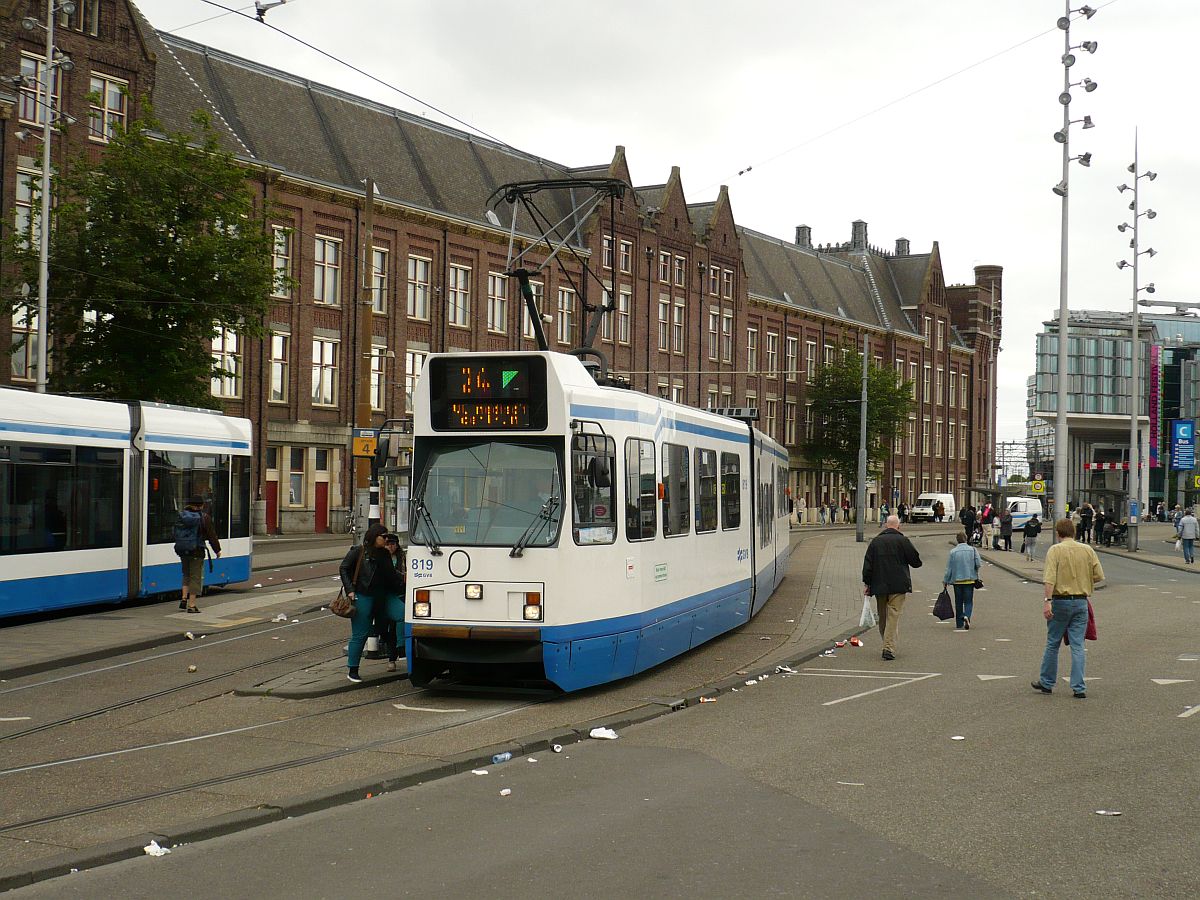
9, 107, 275, 407
801, 350, 915, 491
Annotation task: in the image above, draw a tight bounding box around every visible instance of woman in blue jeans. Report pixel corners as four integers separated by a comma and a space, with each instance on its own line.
338, 523, 405, 683
942, 530, 982, 630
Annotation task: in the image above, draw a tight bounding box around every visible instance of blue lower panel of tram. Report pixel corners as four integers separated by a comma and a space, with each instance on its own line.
140, 554, 253, 595
0, 569, 129, 617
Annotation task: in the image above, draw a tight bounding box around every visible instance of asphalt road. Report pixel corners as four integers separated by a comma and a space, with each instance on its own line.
13, 533, 1199, 898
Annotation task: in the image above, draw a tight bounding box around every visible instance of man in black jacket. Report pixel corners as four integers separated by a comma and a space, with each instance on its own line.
862, 514, 923, 660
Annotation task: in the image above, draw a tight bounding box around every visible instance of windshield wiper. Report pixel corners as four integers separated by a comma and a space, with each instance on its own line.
510, 495, 560, 558
412, 499, 444, 556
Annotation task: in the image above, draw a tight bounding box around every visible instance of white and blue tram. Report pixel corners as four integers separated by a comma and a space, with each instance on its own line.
0, 388, 252, 618
405, 352, 792, 692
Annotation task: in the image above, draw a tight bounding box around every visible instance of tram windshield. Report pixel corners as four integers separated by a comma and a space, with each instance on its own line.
411, 440, 563, 548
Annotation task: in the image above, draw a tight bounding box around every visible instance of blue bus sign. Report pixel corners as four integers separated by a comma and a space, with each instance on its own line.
1170, 419, 1195, 470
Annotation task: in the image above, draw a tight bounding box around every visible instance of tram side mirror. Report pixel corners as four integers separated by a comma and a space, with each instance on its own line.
587, 456, 611, 489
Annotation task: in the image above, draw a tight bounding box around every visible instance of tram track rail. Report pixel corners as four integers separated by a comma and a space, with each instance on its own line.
0, 691, 541, 835
0, 636, 347, 743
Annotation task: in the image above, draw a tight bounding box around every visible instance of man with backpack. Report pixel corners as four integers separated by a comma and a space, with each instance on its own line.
175, 496, 221, 613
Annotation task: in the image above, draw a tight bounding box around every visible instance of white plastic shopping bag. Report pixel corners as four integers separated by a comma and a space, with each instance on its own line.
1176, 539, 1183, 552
859, 595, 877, 628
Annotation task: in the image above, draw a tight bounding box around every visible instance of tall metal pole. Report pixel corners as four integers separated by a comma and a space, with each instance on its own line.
356, 178, 377, 527
1127, 133, 1140, 551
34, 0, 56, 393
856, 332, 869, 543
1052, 0, 1072, 522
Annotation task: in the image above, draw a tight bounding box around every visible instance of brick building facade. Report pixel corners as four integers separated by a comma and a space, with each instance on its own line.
0, 1, 1001, 533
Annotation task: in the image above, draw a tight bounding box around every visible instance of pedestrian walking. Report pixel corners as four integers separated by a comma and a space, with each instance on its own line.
1179, 507, 1199, 564
959, 505, 977, 536
338, 523, 405, 684
879, 501, 889, 527
933, 499, 945, 523
842, 497, 851, 523
980, 502, 995, 550
998, 507, 1014, 551
862, 514, 923, 661
1078, 502, 1094, 544
173, 495, 221, 614
818, 502, 827, 525
1022, 514, 1043, 561
1032, 518, 1104, 699
898, 501, 908, 523
943, 531, 982, 630
381, 533, 407, 671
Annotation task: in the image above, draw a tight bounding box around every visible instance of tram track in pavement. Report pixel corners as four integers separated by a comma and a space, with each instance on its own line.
0, 635, 346, 743
0, 689, 542, 835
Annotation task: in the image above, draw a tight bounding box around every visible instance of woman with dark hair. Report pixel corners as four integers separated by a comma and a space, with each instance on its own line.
338, 523, 404, 683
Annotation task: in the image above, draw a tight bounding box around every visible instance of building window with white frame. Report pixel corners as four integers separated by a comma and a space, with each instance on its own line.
600, 289, 613, 342
288, 448, 306, 506
657, 298, 670, 351
936, 366, 944, 404
10, 307, 38, 381
960, 425, 968, 460
765, 331, 778, 378
805, 403, 814, 440
949, 370, 957, 408
522, 280, 544, 339
922, 417, 930, 456
14, 165, 43, 248
371, 247, 388, 314
617, 288, 631, 344
948, 421, 956, 460
746, 391, 757, 414
721, 311, 733, 362
721, 388, 733, 408
404, 348, 426, 412
370, 346, 386, 410
805, 340, 816, 383
907, 418, 916, 455
910, 361, 918, 399
88, 74, 128, 143
786, 336, 798, 382
269, 332, 289, 403
601, 235, 613, 269
18, 54, 60, 125
672, 300, 685, 354
447, 265, 471, 327
708, 310, 719, 361
961, 376, 968, 409
487, 272, 508, 333
824, 344, 833, 366
722, 269, 733, 298
785, 401, 797, 444
935, 419, 943, 456
211, 328, 241, 398
923, 364, 931, 403
407, 255, 431, 320
764, 399, 777, 438
671, 382, 685, 403
557, 286, 575, 345
708, 386, 718, 409
709, 265, 720, 296
924, 315, 932, 340
937, 320, 945, 351
59, 0, 100, 35
658, 251, 671, 283
673, 255, 686, 287
271, 227, 292, 299
311, 338, 338, 406
619, 240, 632, 274
746, 328, 758, 373
314, 236, 342, 305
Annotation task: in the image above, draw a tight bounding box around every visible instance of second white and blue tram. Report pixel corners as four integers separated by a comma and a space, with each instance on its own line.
405, 352, 792, 692
0, 388, 252, 618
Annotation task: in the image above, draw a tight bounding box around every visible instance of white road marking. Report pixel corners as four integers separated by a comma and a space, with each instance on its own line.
977, 675, 1016, 681
1062, 677, 1100, 682
1177, 705, 1200, 719
1151, 679, 1194, 686
0, 717, 32, 722
995, 638, 1013, 642
802, 668, 940, 706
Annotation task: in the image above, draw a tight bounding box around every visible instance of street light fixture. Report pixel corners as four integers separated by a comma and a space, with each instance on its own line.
1119, 132, 1158, 552
1052, 2, 1100, 520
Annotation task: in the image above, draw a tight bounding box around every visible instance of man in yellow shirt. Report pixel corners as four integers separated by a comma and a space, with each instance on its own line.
1032, 518, 1104, 698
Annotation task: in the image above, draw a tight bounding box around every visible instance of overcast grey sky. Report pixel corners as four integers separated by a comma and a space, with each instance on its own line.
138, 0, 1197, 450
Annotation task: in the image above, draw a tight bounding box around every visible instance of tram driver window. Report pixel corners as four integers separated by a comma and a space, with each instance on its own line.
661, 442, 690, 537
721, 452, 741, 530
624, 438, 656, 541
571, 433, 616, 545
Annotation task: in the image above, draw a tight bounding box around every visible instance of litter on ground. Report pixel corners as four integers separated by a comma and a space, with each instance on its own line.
951, 736, 966, 741
187, 665, 197, 673
745, 680, 758, 686
775, 665, 797, 675
552, 744, 563, 753
143, 840, 170, 857
471, 769, 488, 775
836, 781, 865, 786
184, 632, 194, 640
273, 613, 288, 622
500, 789, 512, 797
589, 727, 619, 740
1095, 810, 1122, 816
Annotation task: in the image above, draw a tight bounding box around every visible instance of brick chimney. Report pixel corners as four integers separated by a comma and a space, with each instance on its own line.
795, 225, 812, 249
851, 220, 868, 250
895, 237, 910, 256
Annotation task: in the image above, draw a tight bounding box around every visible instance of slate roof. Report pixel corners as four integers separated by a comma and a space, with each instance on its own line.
151, 33, 584, 241
688, 201, 716, 239
886, 254, 930, 310
738, 227, 917, 335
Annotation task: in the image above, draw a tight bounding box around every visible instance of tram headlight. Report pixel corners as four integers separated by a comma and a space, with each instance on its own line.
414, 589, 431, 618
465, 583, 483, 600
523, 591, 542, 621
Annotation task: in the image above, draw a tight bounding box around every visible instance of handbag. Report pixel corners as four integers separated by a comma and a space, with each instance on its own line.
933, 587, 954, 621
973, 578, 984, 589
330, 547, 365, 619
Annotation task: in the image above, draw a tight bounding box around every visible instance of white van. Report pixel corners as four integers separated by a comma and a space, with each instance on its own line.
1007, 496, 1045, 531
909, 492, 956, 523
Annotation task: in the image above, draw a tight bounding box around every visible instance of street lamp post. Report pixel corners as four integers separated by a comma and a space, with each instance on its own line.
20, 0, 76, 393
1117, 140, 1158, 552
1051, 3, 1099, 520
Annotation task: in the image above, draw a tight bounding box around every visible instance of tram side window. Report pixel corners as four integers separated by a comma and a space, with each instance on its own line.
721, 452, 741, 530
695, 448, 718, 533
571, 433, 616, 545
625, 438, 657, 541
661, 442, 690, 537
0, 443, 123, 555
147, 451, 232, 544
